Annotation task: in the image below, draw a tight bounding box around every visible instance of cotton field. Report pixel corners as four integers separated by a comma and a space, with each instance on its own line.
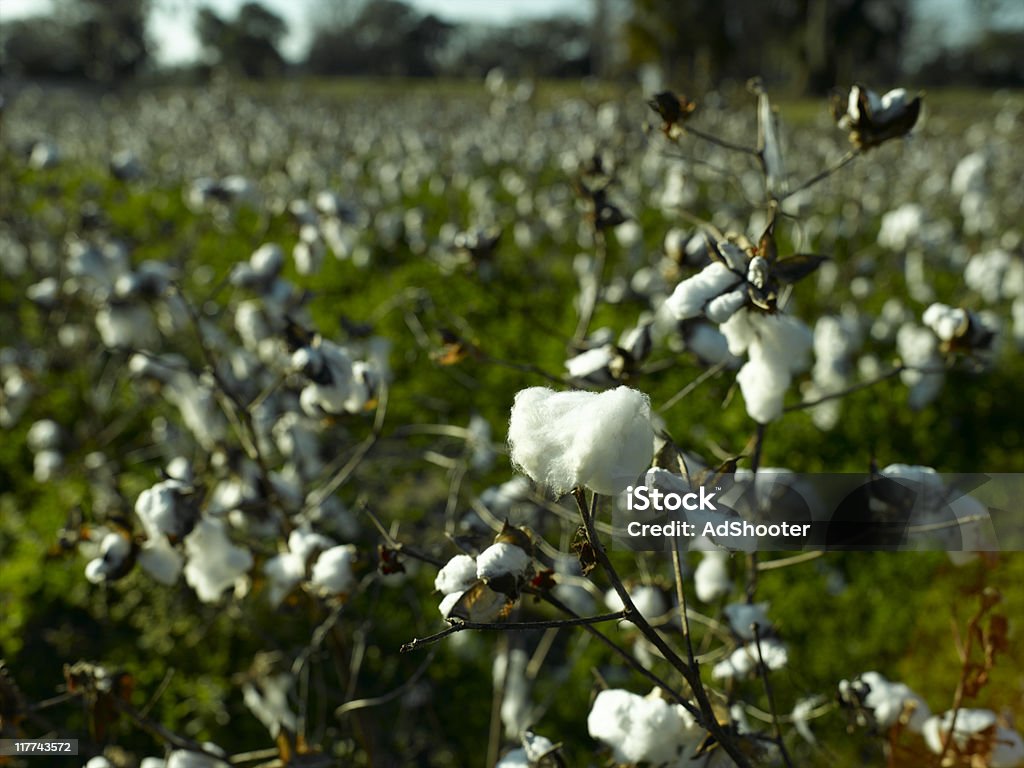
1, 79, 1023, 767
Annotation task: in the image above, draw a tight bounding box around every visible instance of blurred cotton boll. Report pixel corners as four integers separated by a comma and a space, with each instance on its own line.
183, 518, 254, 603
694, 549, 731, 602
587, 688, 702, 765
507, 386, 655, 496
310, 544, 357, 595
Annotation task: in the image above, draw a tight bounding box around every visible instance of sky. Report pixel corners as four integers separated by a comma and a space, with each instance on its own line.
2, 0, 1021, 67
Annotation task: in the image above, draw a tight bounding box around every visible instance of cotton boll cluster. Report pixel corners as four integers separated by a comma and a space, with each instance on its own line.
922, 710, 1024, 767
838, 671, 931, 733
495, 732, 559, 768
183, 518, 254, 603
263, 527, 337, 606
877, 202, 925, 251
434, 527, 533, 620
965, 249, 1023, 305
507, 386, 655, 496
242, 671, 298, 738
26, 418, 63, 482
711, 638, 788, 679
309, 544, 358, 595
165, 746, 228, 768
721, 309, 813, 423
832, 84, 921, 149
84, 530, 135, 584
896, 323, 945, 408
291, 339, 383, 417
587, 688, 703, 766
805, 314, 862, 429
664, 261, 743, 322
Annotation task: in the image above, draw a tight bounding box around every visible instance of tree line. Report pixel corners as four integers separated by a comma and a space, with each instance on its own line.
1, 0, 1022, 91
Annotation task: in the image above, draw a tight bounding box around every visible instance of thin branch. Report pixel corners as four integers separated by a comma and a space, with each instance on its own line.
657, 362, 727, 413
335, 649, 437, 718
780, 149, 859, 201
683, 125, 761, 157
752, 623, 794, 768
399, 611, 628, 653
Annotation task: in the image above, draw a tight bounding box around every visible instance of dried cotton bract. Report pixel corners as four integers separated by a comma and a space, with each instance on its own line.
508, 386, 655, 496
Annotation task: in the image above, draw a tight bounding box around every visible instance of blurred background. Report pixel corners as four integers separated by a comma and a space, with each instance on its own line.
2, 0, 1023, 90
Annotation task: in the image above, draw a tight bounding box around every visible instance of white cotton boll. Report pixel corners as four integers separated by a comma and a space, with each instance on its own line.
756, 313, 814, 373
723, 602, 771, 640
694, 550, 731, 602
140, 758, 167, 768
85, 532, 132, 584
477, 543, 531, 582
664, 262, 742, 320
604, 585, 666, 620
435, 554, 478, 594
565, 346, 615, 380
706, 288, 748, 324
243, 673, 297, 738
183, 518, 254, 603
439, 590, 464, 618
951, 152, 987, 197
587, 688, 699, 766
736, 343, 790, 423
523, 732, 556, 762
686, 323, 741, 367
250, 243, 284, 280
479, 476, 532, 515
263, 552, 306, 606
494, 749, 529, 768
96, 303, 158, 349
165, 750, 227, 768
791, 697, 821, 745
27, 419, 61, 451
720, 309, 757, 356
965, 249, 1023, 304
293, 239, 324, 276
712, 639, 788, 679
34, 449, 63, 482
508, 386, 655, 496
878, 203, 924, 251
310, 545, 357, 595
137, 539, 184, 585
288, 527, 334, 564
923, 709, 1005, 756
923, 303, 967, 342
854, 672, 931, 733
135, 479, 190, 540
86, 758, 114, 768
27, 277, 60, 308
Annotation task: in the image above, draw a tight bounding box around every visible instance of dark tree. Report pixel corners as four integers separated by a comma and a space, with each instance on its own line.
196, 2, 288, 78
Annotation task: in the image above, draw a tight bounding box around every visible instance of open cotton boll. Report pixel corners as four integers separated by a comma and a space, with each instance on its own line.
165, 749, 228, 768
310, 544, 357, 595
183, 518, 254, 603
494, 749, 529, 768
847, 672, 931, 733
435, 554, 478, 594
923, 303, 967, 342
736, 343, 790, 423
263, 552, 306, 606
438, 590, 464, 618
137, 538, 184, 585
922, 710, 1020, 761
135, 479, 192, 540
694, 550, 731, 602
508, 386, 654, 496
587, 688, 700, 766
522, 732, 556, 762
723, 601, 772, 640
85, 532, 133, 584
712, 639, 788, 679
27, 419, 61, 452
243, 673, 297, 738
476, 543, 531, 582
705, 288, 747, 324
665, 262, 741, 320
33, 449, 63, 482
604, 585, 666, 620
